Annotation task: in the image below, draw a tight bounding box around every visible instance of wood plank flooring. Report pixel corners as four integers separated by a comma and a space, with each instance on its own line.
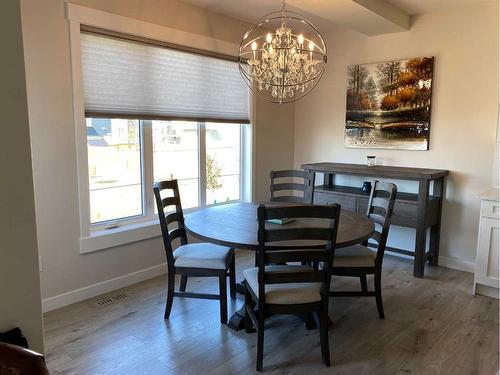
43, 251, 499, 374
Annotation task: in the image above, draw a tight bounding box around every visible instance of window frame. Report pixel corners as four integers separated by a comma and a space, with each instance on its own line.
67, 4, 253, 253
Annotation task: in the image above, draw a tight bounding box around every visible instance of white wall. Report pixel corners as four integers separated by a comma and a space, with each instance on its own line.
0, 0, 44, 352
294, 2, 499, 270
20, 0, 295, 309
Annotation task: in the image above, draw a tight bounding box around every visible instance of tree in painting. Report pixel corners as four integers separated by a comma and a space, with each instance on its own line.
345, 57, 434, 150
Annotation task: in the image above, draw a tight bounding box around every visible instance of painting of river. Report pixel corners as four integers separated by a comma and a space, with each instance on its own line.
345, 57, 434, 150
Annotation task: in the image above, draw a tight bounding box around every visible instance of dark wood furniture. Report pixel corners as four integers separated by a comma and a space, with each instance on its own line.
270, 169, 315, 204
0, 343, 49, 375
245, 204, 341, 371
331, 181, 397, 319
302, 162, 449, 278
184, 202, 374, 331
154, 180, 236, 324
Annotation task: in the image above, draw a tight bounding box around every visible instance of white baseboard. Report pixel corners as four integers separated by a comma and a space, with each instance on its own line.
42, 263, 167, 313
386, 250, 475, 273
435, 256, 475, 273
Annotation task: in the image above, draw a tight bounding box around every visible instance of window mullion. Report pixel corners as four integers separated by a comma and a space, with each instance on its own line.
198, 122, 207, 207
141, 120, 154, 218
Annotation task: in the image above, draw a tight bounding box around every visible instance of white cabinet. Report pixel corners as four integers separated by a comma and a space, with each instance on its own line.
473, 189, 500, 298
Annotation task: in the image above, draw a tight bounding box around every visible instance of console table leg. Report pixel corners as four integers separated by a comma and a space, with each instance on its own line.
414, 180, 430, 278
429, 177, 445, 266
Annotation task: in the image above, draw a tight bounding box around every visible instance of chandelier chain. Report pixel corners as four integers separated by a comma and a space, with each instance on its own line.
281, 0, 286, 26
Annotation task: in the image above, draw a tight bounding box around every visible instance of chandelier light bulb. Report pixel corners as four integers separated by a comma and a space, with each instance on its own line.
297, 34, 304, 46
266, 33, 273, 44
251, 41, 258, 51
308, 41, 315, 51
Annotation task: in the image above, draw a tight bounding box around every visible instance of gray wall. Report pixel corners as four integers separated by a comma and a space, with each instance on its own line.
293, 2, 499, 270
0, 0, 44, 353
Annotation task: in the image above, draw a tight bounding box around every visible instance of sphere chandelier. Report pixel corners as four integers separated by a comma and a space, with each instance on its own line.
238, 0, 327, 104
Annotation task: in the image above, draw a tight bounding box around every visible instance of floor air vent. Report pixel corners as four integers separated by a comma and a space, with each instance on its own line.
93, 293, 128, 308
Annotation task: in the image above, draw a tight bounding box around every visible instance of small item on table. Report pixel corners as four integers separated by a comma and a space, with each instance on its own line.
367, 155, 376, 166
362, 181, 372, 193
266, 218, 295, 225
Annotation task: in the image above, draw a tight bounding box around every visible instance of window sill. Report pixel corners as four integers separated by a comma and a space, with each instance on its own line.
80, 219, 161, 254
78, 200, 245, 254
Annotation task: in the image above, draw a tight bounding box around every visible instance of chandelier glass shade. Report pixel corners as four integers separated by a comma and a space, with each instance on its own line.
238, 0, 327, 104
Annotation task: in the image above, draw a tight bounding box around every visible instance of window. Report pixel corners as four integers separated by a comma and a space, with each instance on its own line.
71, 24, 251, 252
86, 118, 249, 226
86, 119, 143, 223
206, 123, 241, 204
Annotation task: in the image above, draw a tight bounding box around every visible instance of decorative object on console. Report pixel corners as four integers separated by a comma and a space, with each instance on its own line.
367, 155, 376, 166
345, 57, 434, 150
362, 181, 372, 193
238, 0, 327, 104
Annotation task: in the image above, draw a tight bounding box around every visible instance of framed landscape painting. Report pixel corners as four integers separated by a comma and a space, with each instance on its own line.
344, 57, 434, 150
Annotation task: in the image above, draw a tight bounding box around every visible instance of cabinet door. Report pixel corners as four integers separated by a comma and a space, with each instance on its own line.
475, 217, 500, 288
314, 192, 357, 212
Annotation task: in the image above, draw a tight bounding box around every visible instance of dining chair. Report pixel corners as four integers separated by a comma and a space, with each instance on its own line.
153, 179, 236, 324
244, 204, 341, 371
269, 169, 316, 204
330, 181, 397, 319
0, 343, 50, 375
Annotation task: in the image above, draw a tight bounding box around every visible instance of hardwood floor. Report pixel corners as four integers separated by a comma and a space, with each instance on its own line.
43, 251, 499, 374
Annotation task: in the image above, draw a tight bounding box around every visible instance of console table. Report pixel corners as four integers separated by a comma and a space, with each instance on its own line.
302, 162, 449, 278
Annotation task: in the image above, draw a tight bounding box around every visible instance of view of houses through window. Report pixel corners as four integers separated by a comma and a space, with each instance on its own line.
86, 118, 242, 224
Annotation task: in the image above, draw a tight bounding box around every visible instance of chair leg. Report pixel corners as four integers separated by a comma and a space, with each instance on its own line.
256, 311, 265, 372
219, 274, 228, 324
360, 275, 368, 294
164, 272, 175, 319
374, 270, 385, 319
229, 256, 236, 299
179, 275, 188, 292
245, 288, 253, 333
319, 303, 330, 367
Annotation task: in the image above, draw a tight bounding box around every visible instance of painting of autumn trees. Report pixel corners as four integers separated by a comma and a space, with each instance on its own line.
345, 57, 434, 150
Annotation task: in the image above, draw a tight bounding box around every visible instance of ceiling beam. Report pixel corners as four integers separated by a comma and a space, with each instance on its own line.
286, 0, 411, 36
352, 0, 410, 34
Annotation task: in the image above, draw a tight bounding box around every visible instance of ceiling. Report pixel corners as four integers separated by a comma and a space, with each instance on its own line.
385, 0, 491, 15
182, 0, 492, 35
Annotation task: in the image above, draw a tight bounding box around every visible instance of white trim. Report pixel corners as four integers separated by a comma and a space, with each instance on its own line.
386, 251, 475, 273
80, 220, 161, 254
198, 122, 207, 207
474, 283, 499, 299
438, 255, 475, 273
42, 263, 167, 312
65, 3, 239, 57
69, 19, 91, 239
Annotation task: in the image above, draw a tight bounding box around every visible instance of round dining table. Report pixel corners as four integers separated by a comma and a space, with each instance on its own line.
184, 201, 374, 331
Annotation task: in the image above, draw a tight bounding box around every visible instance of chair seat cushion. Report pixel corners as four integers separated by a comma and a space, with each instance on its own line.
334, 245, 376, 268
243, 265, 322, 305
174, 243, 233, 270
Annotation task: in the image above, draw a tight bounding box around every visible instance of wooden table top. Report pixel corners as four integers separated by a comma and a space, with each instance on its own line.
184, 202, 374, 250
302, 162, 449, 180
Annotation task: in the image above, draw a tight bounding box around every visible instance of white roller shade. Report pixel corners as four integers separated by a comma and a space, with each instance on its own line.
80, 32, 249, 122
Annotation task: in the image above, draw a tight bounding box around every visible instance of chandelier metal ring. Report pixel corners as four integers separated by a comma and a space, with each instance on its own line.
238, 2, 327, 104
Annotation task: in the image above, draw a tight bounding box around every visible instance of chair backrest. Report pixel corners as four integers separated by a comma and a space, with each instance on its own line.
0, 343, 50, 375
269, 170, 316, 204
366, 181, 397, 264
257, 204, 341, 306
153, 180, 188, 267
